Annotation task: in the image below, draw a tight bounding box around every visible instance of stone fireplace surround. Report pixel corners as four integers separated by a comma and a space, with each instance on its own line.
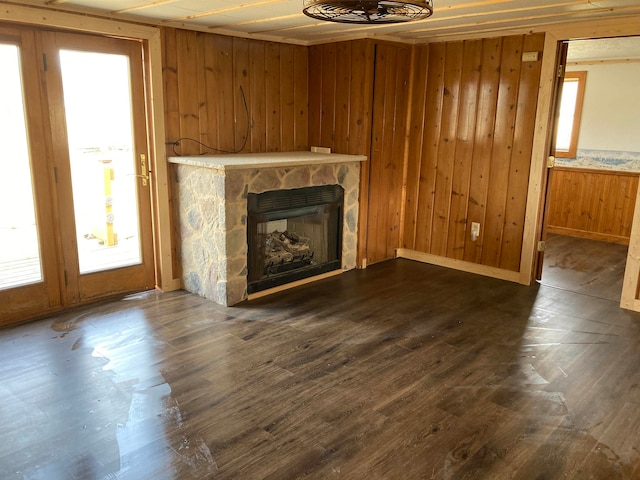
169, 152, 366, 306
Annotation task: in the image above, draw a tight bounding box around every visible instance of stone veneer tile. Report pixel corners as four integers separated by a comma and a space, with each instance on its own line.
175, 162, 361, 307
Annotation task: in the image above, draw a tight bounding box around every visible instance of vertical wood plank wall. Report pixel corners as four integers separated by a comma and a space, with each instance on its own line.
163, 28, 308, 155
546, 167, 639, 245
403, 33, 545, 272
367, 43, 412, 265
163, 28, 547, 280
309, 40, 411, 266
162, 28, 309, 276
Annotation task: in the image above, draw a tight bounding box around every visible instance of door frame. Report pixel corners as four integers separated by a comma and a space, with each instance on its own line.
0, 5, 180, 296
522, 17, 640, 310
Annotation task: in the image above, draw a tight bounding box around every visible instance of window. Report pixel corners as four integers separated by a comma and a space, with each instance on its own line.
555, 71, 587, 158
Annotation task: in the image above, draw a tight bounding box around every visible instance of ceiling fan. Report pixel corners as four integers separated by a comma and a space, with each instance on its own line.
302, 0, 434, 24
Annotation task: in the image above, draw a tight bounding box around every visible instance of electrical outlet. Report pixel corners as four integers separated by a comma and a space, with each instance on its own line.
471, 222, 480, 241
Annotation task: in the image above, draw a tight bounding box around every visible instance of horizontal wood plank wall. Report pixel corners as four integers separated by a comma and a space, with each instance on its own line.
546, 167, 639, 245
162, 28, 309, 277
308, 40, 376, 266
403, 33, 545, 272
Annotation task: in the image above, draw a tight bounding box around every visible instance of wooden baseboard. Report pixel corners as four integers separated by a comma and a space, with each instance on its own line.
546, 226, 630, 245
247, 269, 343, 301
395, 248, 525, 284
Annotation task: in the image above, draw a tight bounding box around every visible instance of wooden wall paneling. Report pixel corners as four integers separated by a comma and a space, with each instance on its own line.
233, 37, 250, 152
320, 43, 337, 148
463, 37, 502, 264
293, 45, 308, 151
481, 35, 524, 268
414, 42, 446, 254
431, 41, 463, 258
554, 170, 571, 228
446, 40, 482, 260
280, 44, 295, 151
546, 168, 639, 243
307, 45, 322, 149
610, 175, 630, 236
161, 28, 182, 277
596, 174, 614, 235
265, 42, 281, 152
162, 28, 180, 148
348, 40, 374, 156
334, 41, 352, 154
584, 172, 600, 233
386, 45, 411, 259
620, 175, 638, 235
213, 35, 235, 152
199, 33, 214, 151
366, 44, 389, 264
499, 33, 545, 271
351, 40, 375, 267
175, 30, 201, 155
249, 40, 266, 152
402, 45, 429, 251
365, 43, 411, 264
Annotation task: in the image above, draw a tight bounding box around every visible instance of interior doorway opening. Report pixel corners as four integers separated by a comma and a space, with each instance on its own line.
539, 36, 640, 302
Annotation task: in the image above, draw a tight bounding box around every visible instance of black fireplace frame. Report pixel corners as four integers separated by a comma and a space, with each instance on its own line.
247, 185, 343, 294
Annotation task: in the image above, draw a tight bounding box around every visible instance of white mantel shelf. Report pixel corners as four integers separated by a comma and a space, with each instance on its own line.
168, 151, 367, 170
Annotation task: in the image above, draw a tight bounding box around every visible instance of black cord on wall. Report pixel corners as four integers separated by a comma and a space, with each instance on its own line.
167, 85, 249, 156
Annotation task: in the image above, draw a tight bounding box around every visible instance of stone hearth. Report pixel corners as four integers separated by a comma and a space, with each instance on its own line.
169, 152, 365, 306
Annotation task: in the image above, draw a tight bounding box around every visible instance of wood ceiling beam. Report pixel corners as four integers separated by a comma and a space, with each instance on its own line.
400, 5, 640, 40
112, 0, 180, 15
405, 0, 595, 33
311, 0, 631, 39
212, 13, 304, 29
167, 0, 287, 22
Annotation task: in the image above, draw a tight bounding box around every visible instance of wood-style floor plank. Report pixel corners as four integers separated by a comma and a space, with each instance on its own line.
1, 258, 640, 479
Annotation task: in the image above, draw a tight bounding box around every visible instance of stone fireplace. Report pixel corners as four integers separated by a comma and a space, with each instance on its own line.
169, 152, 365, 306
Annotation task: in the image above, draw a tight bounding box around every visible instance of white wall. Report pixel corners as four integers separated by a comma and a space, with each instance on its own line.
567, 62, 640, 153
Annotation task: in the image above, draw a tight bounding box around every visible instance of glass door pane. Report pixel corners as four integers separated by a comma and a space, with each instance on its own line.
0, 44, 42, 289
59, 50, 142, 274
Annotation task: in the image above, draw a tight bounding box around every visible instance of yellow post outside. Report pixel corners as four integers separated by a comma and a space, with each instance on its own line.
98, 159, 117, 246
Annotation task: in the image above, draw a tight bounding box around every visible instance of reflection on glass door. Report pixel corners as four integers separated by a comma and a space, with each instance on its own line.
59, 50, 142, 274
0, 44, 42, 290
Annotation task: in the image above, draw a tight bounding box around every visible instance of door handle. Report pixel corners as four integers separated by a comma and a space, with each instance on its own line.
137, 153, 149, 186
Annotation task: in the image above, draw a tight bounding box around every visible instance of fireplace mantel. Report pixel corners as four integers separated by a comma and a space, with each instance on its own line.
169, 151, 366, 170
170, 151, 365, 306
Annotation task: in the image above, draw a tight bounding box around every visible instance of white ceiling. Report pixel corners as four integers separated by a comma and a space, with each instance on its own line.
567, 36, 640, 61
7, 0, 640, 45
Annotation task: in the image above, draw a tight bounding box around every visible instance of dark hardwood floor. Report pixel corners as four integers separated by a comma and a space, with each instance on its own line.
1, 258, 640, 479
541, 233, 628, 302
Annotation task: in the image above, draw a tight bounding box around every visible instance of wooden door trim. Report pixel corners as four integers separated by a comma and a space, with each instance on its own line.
518, 32, 559, 285
1, 4, 179, 293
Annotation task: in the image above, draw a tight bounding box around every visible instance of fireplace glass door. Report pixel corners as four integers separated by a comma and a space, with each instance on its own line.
247, 185, 343, 294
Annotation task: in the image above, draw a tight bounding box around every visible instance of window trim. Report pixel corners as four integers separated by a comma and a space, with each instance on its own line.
555, 70, 587, 159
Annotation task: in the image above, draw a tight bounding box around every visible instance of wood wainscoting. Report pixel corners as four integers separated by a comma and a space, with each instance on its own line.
546, 166, 639, 245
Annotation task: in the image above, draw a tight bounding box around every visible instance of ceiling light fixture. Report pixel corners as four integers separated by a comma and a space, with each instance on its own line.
302, 0, 434, 24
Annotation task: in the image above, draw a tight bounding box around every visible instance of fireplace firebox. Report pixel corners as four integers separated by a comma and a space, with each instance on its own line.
247, 185, 343, 294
